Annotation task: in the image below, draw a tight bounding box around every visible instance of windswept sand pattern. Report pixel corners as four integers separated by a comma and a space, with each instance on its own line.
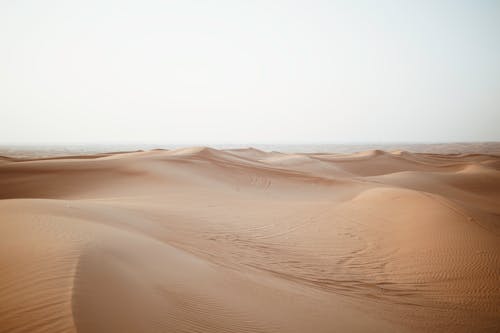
1, 147, 499, 332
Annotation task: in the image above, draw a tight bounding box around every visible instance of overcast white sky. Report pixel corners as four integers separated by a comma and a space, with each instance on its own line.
1, 0, 499, 144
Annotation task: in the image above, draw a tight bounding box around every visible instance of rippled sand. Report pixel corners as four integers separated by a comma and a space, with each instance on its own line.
1, 147, 499, 332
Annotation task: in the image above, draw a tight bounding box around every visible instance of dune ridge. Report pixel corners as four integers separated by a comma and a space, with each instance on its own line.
1, 147, 499, 332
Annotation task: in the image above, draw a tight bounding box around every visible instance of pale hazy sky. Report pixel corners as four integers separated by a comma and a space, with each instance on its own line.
1, 0, 499, 144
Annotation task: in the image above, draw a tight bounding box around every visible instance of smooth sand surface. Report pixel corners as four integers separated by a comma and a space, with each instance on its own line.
1, 147, 499, 332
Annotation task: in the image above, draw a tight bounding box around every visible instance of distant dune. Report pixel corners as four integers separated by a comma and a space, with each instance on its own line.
2, 142, 500, 159
1, 147, 499, 332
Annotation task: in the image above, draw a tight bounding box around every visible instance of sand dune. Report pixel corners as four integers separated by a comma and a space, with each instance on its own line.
1, 148, 499, 332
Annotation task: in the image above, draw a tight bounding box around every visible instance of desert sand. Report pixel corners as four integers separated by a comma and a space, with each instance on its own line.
1, 146, 499, 332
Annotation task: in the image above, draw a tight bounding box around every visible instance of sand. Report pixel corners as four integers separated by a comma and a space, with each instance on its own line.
0, 147, 499, 332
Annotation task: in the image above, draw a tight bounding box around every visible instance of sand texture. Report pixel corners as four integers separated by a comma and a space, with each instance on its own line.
1, 147, 499, 332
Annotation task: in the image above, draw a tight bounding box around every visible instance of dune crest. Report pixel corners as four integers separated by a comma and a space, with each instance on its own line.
1, 147, 499, 332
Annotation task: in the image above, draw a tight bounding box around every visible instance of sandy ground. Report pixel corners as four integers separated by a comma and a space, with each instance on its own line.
1, 147, 499, 332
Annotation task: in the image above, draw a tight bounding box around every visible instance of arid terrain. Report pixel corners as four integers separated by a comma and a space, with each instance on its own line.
1, 146, 499, 332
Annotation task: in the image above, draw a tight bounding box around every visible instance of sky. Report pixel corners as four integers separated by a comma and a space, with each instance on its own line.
1, 0, 499, 144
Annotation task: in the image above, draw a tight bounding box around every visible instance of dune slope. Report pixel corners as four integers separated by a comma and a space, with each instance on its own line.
1, 148, 499, 333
